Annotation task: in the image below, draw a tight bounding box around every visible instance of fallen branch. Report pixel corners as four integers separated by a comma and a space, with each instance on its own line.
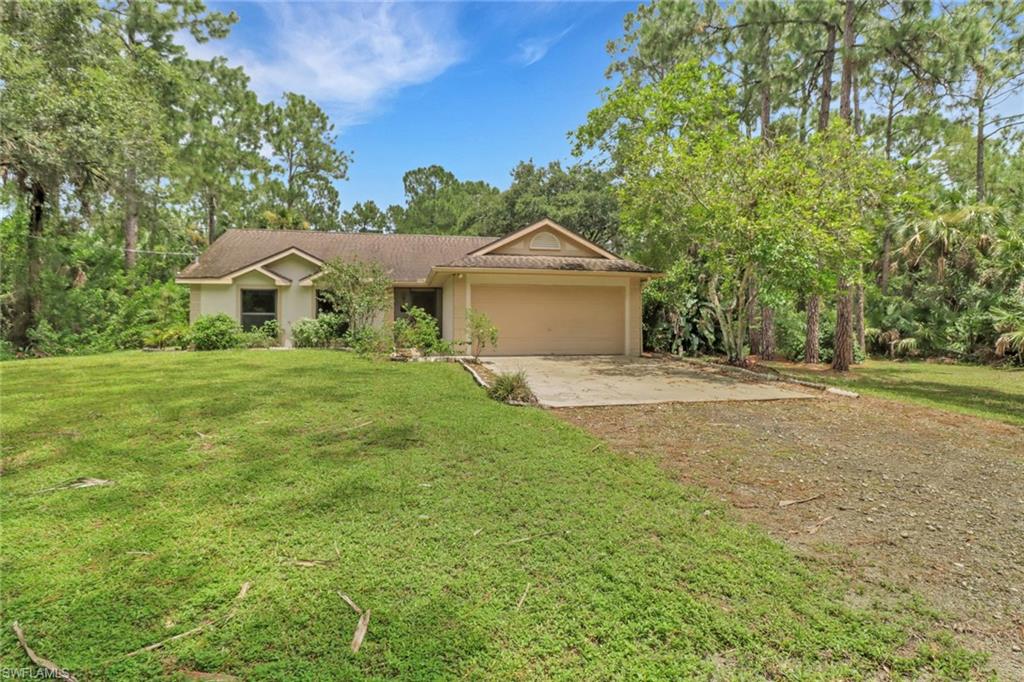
36, 477, 112, 494
338, 592, 362, 615
350, 610, 371, 653
11, 621, 77, 682
778, 493, 823, 508
516, 583, 531, 610
122, 582, 250, 659
342, 419, 373, 432
337, 591, 371, 653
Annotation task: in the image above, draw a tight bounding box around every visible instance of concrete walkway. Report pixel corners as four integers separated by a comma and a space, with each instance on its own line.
482, 355, 816, 408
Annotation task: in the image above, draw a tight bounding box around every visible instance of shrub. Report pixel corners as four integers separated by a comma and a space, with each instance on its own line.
314, 259, 391, 332
187, 314, 242, 351
242, 319, 280, 348
27, 320, 74, 356
291, 314, 345, 348
487, 370, 536, 404
143, 324, 188, 349
395, 306, 452, 355
344, 325, 392, 358
466, 308, 498, 360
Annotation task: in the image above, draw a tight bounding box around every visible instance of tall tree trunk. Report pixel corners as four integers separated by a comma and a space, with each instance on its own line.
747, 278, 761, 358
807, 23, 836, 361
818, 24, 837, 131
804, 295, 820, 363
123, 168, 139, 269
760, 306, 775, 360
853, 69, 862, 135
839, 0, 855, 123
880, 226, 892, 294
833, 279, 854, 371
854, 282, 865, 350
975, 67, 986, 203
831, 0, 857, 372
207, 193, 218, 244
10, 182, 47, 347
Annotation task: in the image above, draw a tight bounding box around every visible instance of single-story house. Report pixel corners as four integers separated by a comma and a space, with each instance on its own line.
175, 219, 659, 355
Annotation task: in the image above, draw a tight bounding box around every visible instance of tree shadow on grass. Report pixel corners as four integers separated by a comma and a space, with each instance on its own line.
853, 377, 1024, 425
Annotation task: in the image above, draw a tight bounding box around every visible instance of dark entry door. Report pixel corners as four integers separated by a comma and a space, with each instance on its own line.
394, 288, 442, 324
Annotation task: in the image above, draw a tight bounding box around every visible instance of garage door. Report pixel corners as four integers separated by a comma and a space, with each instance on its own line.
471, 284, 625, 355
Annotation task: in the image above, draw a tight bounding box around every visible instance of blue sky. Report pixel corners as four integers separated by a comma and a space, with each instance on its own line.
194, 2, 634, 211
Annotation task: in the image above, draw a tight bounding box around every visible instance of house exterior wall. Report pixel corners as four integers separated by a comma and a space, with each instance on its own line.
189, 254, 318, 347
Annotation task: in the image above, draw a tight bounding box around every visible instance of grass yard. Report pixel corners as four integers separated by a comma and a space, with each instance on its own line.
767, 359, 1024, 426
0, 351, 985, 680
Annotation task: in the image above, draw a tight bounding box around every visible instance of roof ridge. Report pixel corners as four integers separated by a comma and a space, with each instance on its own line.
223, 228, 496, 240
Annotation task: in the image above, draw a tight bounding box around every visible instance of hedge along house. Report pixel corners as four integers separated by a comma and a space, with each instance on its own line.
176, 219, 659, 355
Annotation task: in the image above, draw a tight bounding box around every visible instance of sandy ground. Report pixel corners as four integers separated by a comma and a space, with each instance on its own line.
559, 394, 1024, 678
482, 355, 813, 407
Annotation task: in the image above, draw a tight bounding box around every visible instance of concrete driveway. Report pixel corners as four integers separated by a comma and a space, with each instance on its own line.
482, 355, 815, 408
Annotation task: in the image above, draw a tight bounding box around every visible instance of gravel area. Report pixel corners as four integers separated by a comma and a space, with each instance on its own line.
560, 394, 1024, 678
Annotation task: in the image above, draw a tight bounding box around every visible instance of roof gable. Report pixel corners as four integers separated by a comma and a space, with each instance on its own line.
468, 219, 619, 260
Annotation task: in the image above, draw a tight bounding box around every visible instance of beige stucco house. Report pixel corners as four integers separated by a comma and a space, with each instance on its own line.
176, 219, 659, 355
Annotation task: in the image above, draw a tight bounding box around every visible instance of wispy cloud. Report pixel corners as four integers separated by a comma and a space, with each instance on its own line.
513, 25, 572, 67
185, 3, 464, 126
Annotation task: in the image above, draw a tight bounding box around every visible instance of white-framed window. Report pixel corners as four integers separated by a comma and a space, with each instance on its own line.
240, 289, 277, 331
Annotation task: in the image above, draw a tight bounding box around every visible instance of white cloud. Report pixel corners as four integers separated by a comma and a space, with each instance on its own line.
513, 25, 572, 67
185, 2, 464, 125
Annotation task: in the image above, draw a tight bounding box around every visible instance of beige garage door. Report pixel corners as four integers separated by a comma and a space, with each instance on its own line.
471, 283, 625, 355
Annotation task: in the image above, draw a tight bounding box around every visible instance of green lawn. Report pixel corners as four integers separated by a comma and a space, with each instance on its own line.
767, 359, 1024, 426
0, 351, 983, 680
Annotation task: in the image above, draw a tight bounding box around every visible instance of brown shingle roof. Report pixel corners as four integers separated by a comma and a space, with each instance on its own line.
441, 254, 655, 273
178, 229, 497, 282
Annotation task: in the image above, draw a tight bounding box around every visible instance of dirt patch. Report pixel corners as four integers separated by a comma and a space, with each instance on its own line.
559, 395, 1024, 677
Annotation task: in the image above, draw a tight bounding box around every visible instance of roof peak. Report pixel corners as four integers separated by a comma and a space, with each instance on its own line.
222, 228, 495, 240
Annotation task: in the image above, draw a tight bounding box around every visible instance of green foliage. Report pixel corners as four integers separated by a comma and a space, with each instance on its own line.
240, 319, 280, 349
257, 93, 350, 230
340, 200, 392, 233
466, 308, 499, 360
291, 314, 344, 349
394, 306, 452, 355
642, 262, 717, 355
187, 313, 242, 351
343, 325, 392, 358
389, 165, 502, 235
314, 259, 391, 332
487, 370, 536, 404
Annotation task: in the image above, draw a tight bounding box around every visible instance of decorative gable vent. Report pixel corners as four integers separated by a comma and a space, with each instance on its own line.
529, 231, 561, 251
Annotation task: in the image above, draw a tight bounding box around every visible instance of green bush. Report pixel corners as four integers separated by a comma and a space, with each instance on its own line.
394, 306, 452, 355
241, 319, 280, 349
109, 281, 189, 350
487, 371, 536, 404
466, 308, 498, 360
26, 320, 74, 356
143, 324, 188, 349
344, 325, 392, 358
187, 314, 242, 351
291, 314, 345, 348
